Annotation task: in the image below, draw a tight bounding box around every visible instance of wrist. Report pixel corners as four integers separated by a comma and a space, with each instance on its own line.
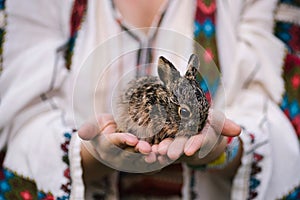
80, 141, 115, 184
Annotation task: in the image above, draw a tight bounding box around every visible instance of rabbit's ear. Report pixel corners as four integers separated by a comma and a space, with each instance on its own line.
185, 54, 199, 81
158, 56, 180, 88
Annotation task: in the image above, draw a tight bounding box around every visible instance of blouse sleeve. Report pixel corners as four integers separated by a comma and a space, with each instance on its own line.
222, 0, 300, 199
216, 0, 286, 106
192, 1, 300, 200
0, 0, 86, 199
0, 0, 72, 132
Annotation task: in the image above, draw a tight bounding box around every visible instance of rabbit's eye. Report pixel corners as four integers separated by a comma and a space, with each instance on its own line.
179, 107, 191, 118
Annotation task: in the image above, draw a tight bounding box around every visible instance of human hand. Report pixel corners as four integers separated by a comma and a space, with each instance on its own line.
151, 109, 241, 165
78, 114, 165, 172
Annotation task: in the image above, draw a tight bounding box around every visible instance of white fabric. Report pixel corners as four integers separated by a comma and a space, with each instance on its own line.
0, 0, 83, 198
69, 134, 85, 200
0, 0, 299, 199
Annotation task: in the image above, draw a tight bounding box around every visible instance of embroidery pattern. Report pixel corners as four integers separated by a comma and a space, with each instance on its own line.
207, 137, 240, 169
64, 0, 88, 70
0, 132, 74, 199
275, 2, 300, 198
281, 185, 300, 199
275, 2, 300, 141
59, 131, 73, 200
276, 22, 300, 54
247, 133, 264, 200
280, 54, 300, 139
194, 0, 220, 102
0, 168, 54, 200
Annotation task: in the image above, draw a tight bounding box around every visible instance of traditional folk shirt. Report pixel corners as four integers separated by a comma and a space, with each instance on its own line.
0, 0, 299, 200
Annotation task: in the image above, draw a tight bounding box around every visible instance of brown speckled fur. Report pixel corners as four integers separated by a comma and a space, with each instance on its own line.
116, 54, 209, 144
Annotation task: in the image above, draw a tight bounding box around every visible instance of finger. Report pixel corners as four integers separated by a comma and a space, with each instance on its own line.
184, 134, 204, 156
157, 138, 173, 155
221, 119, 241, 137
78, 122, 99, 140
208, 109, 241, 137
158, 155, 169, 165
207, 109, 225, 134
197, 126, 221, 159
95, 133, 139, 161
78, 114, 116, 140
152, 144, 159, 154
135, 140, 152, 154
103, 132, 139, 147
144, 152, 157, 163
167, 137, 188, 160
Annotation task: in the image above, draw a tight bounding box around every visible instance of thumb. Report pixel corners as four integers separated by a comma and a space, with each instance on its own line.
78, 121, 99, 140
78, 114, 117, 140
208, 109, 241, 137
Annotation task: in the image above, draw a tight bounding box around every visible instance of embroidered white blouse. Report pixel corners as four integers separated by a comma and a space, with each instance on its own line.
0, 0, 299, 199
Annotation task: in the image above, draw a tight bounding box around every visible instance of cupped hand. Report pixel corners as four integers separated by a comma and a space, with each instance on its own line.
78, 114, 164, 172
154, 109, 241, 164
78, 114, 151, 152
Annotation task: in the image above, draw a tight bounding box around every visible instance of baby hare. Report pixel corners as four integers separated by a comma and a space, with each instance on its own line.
116, 54, 209, 145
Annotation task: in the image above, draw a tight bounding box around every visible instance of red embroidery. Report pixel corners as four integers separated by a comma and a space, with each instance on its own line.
20, 190, 33, 200
197, 0, 216, 15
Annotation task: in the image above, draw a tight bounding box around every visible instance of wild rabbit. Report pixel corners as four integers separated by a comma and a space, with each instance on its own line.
116, 54, 209, 145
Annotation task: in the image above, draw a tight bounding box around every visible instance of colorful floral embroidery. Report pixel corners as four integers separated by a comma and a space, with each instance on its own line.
275, 1, 300, 141
247, 133, 264, 200
203, 137, 240, 169
280, 55, 300, 139
194, 0, 220, 102
58, 131, 74, 200
197, 0, 216, 15
64, 0, 87, 70
0, 167, 53, 200
38, 192, 55, 200
281, 185, 300, 199
20, 190, 33, 200
275, 9, 300, 200
0, 131, 74, 200
275, 22, 300, 54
